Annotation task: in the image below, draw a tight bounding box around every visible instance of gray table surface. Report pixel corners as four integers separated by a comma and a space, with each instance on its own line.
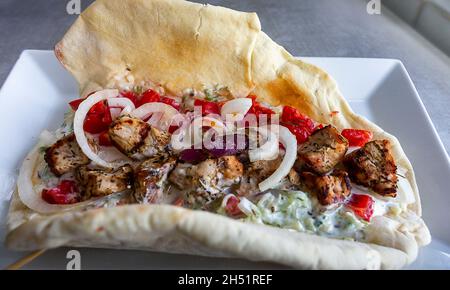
1, 0, 449, 153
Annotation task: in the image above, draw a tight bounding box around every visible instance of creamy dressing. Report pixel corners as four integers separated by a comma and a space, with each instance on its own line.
220, 190, 368, 241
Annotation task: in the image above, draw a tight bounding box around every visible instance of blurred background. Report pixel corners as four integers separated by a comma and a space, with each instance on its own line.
384, 0, 450, 56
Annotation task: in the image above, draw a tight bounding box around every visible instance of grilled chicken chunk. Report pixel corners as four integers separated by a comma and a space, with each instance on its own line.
234, 156, 283, 196
295, 125, 348, 175
169, 156, 244, 207
108, 115, 171, 160
218, 156, 244, 180
134, 154, 176, 204
344, 140, 397, 197
247, 156, 282, 183
301, 170, 351, 206
45, 133, 90, 176
75, 164, 133, 200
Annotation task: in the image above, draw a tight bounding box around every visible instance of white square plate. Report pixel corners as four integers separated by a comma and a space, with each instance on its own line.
0, 50, 449, 269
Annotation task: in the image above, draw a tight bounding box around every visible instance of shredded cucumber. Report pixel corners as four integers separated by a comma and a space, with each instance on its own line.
220, 190, 367, 241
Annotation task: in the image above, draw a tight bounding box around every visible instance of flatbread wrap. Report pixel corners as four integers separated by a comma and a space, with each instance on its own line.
5, 0, 430, 270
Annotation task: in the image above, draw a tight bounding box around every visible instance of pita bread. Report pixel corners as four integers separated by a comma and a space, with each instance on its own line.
6, 0, 430, 269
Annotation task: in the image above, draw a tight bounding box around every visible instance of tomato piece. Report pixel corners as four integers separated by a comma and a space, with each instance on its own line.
341, 129, 373, 147
83, 101, 112, 134
346, 194, 375, 222
283, 123, 311, 144
281, 106, 315, 132
69, 98, 84, 111
98, 131, 112, 146
225, 195, 244, 217
173, 197, 184, 207
160, 96, 180, 111
280, 106, 315, 144
120, 90, 138, 106
168, 125, 179, 134
194, 99, 221, 115
138, 89, 161, 107
68, 91, 98, 111
42, 180, 79, 205
247, 95, 275, 118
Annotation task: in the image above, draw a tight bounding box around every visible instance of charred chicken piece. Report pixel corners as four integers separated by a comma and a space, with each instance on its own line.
75, 164, 133, 200
218, 156, 244, 180
247, 156, 282, 183
288, 169, 301, 186
295, 125, 348, 175
344, 140, 397, 197
301, 170, 351, 206
235, 156, 283, 196
108, 115, 171, 160
169, 156, 244, 207
134, 154, 176, 204
45, 133, 90, 176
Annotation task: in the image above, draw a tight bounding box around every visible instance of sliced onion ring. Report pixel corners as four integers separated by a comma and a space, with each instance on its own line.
221, 193, 237, 208
130, 102, 178, 131
74, 89, 119, 168
237, 197, 258, 216
184, 116, 227, 149
108, 97, 135, 116
258, 126, 297, 192
248, 126, 279, 162
221, 98, 252, 122
171, 126, 192, 151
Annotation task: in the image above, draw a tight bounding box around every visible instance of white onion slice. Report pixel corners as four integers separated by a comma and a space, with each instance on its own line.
237, 197, 258, 216
108, 97, 135, 116
221, 98, 252, 122
221, 194, 237, 208
258, 126, 297, 191
130, 102, 178, 131
109, 107, 122, 120
170, 126, 192, 151
74, 89, 119, 168
188, 116, 228, 147
248, 126, 279, 162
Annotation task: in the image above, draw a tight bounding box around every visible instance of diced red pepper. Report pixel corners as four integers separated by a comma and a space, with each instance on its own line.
346, 194, 375, 222
120, 90, 139, 106
341, 129, 373, 147
83, 101, 113, 134
247, 95, 275, 118
160, 96, 181, 111
173, 197, 184, 207
280, 106, 315, 144
315, 124, 324, 131
281, 106, 315, 131
68, 98, 84, 111
283, 123, 312, 144
42, 180, 79, 205
225, 195, 244, 217
132, 89, 180, 111
168, 125, 179, 134
194, 99, 221, 115
98, 130, 112, 146
137, 89, 161, 107
330, 110, 340, 117
68, 91, 97, 111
